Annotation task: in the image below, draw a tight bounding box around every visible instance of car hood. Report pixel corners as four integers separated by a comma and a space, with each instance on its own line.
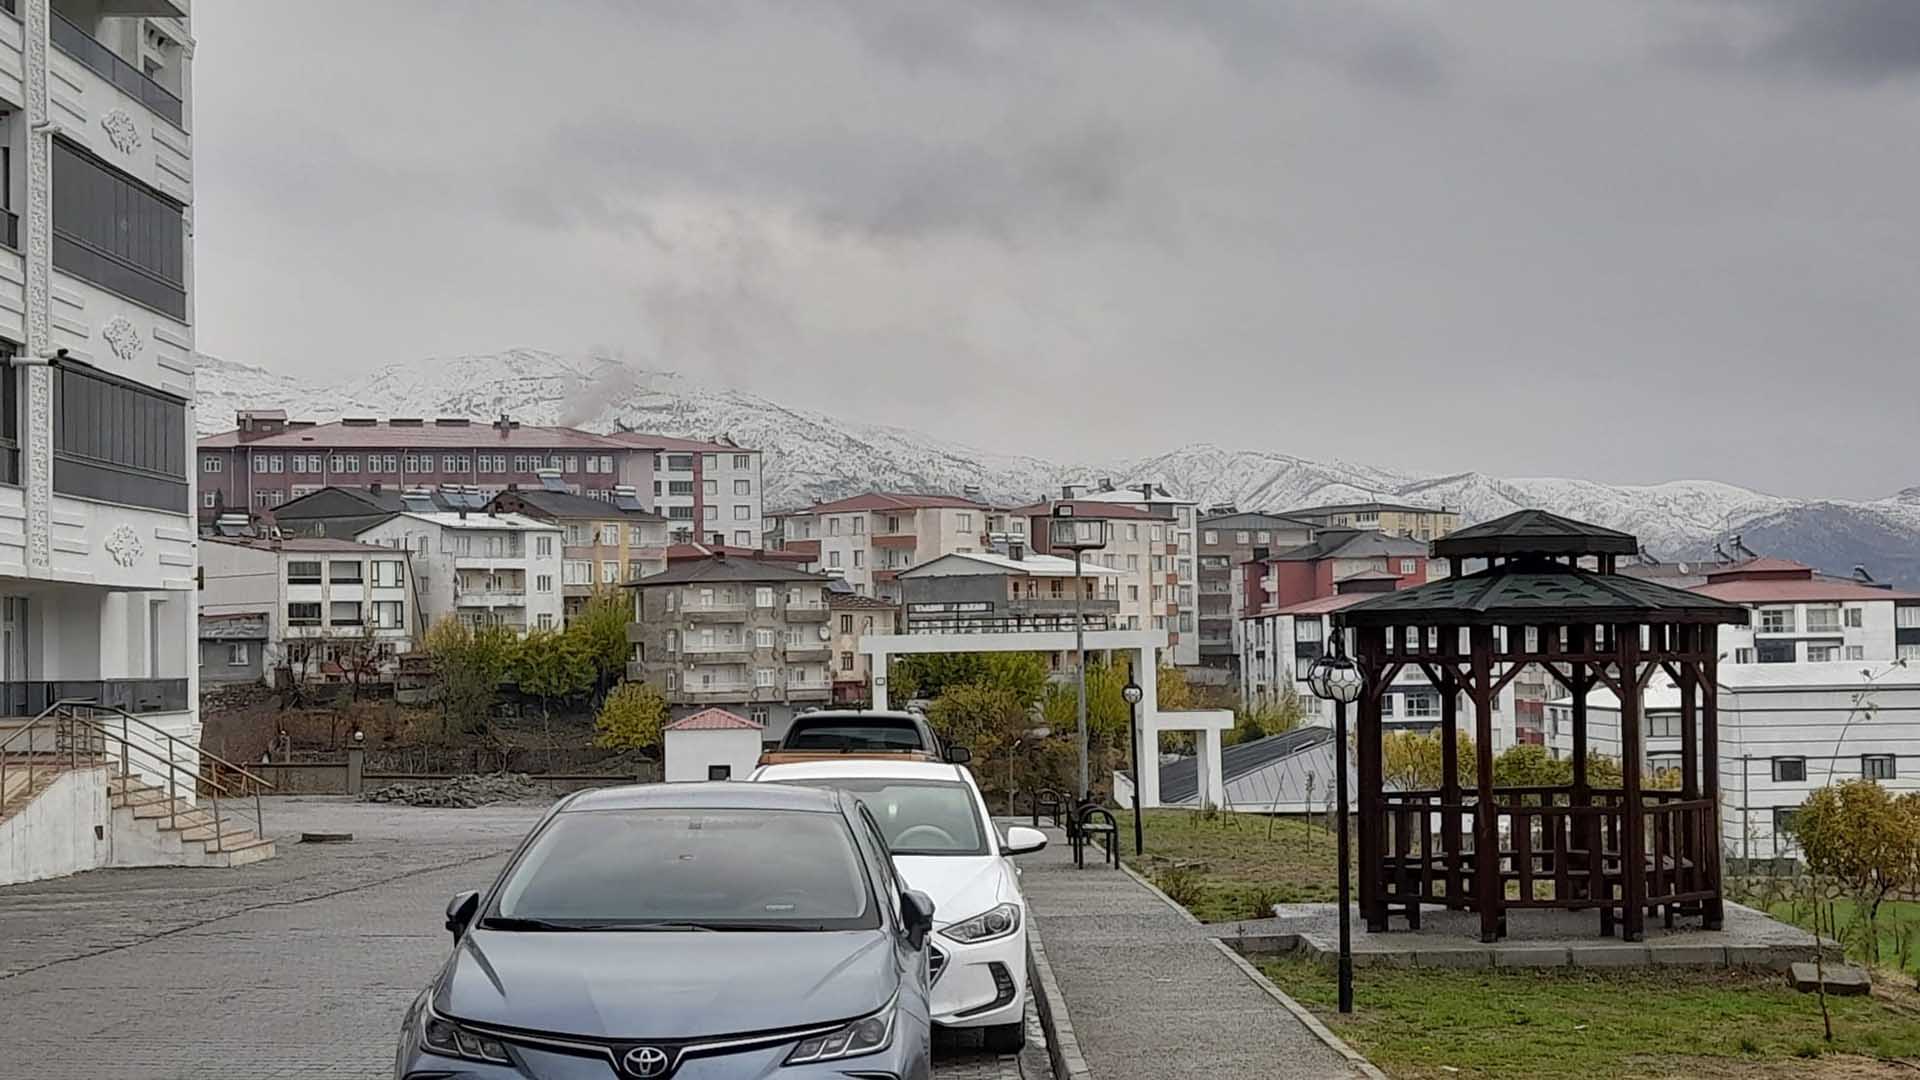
436, 928, 896, 1039
893, 855, 1016, 928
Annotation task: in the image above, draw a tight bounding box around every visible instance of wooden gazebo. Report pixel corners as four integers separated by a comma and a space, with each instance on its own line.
1333, 511, 1750, 943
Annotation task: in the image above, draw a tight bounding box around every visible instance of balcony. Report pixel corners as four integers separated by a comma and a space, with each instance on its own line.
453, 553, 526, 570
787, 682, 833, 700
0, 679, 189, 718
785, 603, 831, 622
455, 592, 527, 608
683, 604, 749, 623
679, 683, 753, 701
1008, 597, 1120, 619
784, 642, 832, 661
51, 10, 185, 128
679, 643, 752, 664
871, 534, 918, 550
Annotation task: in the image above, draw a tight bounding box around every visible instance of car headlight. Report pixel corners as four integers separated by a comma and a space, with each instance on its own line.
940, 902, 1022, 944
420, 1007, 513, 1066
784, 993, 896, 1066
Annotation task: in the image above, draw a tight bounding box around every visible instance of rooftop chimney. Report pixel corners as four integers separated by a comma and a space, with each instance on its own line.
1098, 477, 1114, 492
1854, 565, 1876, 583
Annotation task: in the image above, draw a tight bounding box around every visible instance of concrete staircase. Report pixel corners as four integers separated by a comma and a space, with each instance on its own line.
106, 772, 277, 868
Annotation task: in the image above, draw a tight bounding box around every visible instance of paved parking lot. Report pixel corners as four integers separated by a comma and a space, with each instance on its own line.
0, 797, 1030, 1080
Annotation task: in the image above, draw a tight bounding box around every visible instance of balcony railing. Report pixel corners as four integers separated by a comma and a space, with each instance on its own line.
904, 613, 1113, 635
51, 11, 185, 128
0, 679, 189, 717
0, 209, 15, 251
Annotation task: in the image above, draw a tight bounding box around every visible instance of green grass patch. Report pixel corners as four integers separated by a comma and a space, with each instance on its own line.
1258, 957, 1920, 1079
1761, 898, 1920, 978
1110, 808, 1348, 922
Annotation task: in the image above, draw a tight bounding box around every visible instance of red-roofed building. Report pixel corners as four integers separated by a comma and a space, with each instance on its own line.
663, 708, 766, 782
772, 492, 993, 603
1689, 559, 1920, 667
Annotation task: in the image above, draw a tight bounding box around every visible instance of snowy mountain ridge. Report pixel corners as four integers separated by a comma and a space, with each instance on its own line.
192, 350, 1920, 581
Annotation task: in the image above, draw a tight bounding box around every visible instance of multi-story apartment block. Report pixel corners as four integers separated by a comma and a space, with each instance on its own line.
488, 476, 669, 622
778, 493, 992, 603
896, 550, 1122, 635
196, 413, 656, 518
200, 537, 417, 684
1282, 501, 1459, 543
828, 592, 900, 707
1197, 511, 1317, 682
1012, 498, 1176, 652
626, 552, 835, 736
1686, 558, 1920, 667
604, 434, 764, 547
1066, 483, 1200, 665
353, 511, 564, 634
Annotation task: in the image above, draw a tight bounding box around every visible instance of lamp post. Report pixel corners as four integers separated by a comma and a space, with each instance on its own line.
1308, 625, 1365, 1015
1050, 504, 1107, 802
1122, 678, 1145, 856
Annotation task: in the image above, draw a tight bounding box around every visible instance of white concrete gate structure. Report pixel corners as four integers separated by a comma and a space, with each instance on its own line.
859, 629, 1231, 809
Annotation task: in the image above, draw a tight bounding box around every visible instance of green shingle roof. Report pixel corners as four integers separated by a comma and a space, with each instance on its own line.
1431, 509, 1637, 560
1336, 557, 1749, 627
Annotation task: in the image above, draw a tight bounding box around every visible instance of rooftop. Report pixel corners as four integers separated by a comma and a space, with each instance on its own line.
490, 489, 664, 521
665, 708, 764, 732
389, 511, 559, 533
1337, 554, 1750, 627
1271, 593, 1379, 617
1159, 726, 1332, 804
633, 553, 828, 586
1284, 500, 1451, 518
828, 592, 900, 611
1270, 528, 1427, 562
1007, 499, 1173, 520
1197, 510, 1320, 530
601, 431, 752, 454
205, 535, 397, 554
804, 492, 991, 514
1430, 509, 1638, 560
199, 419, 626, 451
898, 551, 1122, 578
665, 543, 813, 564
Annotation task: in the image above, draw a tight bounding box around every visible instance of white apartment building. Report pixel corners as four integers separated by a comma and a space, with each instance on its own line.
354, 511, 564, 634
779, 493, 991, 603
1003, 499, 1179, 655
200, 537, 416, 684
1546, 664, 1920, 859
1686, 558, 1920, 667
608, 435, 764, 548
1068, 483, 1200, 665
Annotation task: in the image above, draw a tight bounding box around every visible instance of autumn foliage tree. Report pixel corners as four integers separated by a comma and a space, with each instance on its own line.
593, 681, 669, 752
1792, 780, 1920, 964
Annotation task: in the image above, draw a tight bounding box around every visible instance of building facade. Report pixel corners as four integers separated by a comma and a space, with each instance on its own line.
1687, 558, 1920, 667
828, 592, 900, 706
1011, 498, 1178, 648
1066, 484, 1200, 665
626, 553, 835, 736
353, 511, 564, 634
778, 493, 992, 602
200, 537, 416, 684
487, 480, 669, 622
895, 551, 1121, 635
0, 1, 199, 773
1197, 511, 1316, 682
604, 434, 764, 547
1282, 501, 1459, 542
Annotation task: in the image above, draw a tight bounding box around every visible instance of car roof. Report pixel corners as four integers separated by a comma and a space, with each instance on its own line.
755, 760, 968, 784
560, 781, 846, 814
785, 710, 928, 726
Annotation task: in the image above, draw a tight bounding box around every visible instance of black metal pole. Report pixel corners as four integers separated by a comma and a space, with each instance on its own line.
1128, 698, 1144, 856
1335, 696, 1353, 1014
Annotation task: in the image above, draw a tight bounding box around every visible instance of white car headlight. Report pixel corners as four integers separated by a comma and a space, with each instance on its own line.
939, 902, 1022, 944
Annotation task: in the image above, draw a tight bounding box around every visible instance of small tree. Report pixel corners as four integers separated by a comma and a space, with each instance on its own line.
594, 681, 669, 751
423, 618, 516, 737
513, 628, 594, 727
1793, 780, 1920, 964
569, 589, 631, 702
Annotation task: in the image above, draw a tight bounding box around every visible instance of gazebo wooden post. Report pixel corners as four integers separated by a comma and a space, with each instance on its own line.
1439, 663, 1461, 909
1570, 624, 1591, 802
1355, 624, 1388, 933
1617, 621, 1647, 942
1470, 624, 1500, 943
1701, 623, 1724, 930
1679, 624, 1700, 800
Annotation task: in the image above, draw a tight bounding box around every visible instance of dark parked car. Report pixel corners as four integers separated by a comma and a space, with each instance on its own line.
397, 783, 936, 1079
759, 710, 971, 767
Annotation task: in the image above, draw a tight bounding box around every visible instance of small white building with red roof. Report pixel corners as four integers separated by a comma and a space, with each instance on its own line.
663, 708, 767, 783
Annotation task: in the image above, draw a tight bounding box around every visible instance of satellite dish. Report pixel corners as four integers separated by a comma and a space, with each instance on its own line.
817, 624, 831, 641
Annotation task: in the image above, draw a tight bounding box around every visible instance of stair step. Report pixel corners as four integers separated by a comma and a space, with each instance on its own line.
205, 831, 264, 853
113, 787, 172, 809
129, 797, 198, 820
213, 839, 277, 868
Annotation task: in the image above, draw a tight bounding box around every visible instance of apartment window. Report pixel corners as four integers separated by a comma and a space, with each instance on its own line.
51, 141, 186, 317
599, 524, 619, 546
754, 668, 774, 688
1807, 644, 1840, 663
1890, 643, 1918, 662
1756, 640, 1794, 664
1845, 607, 1864, 628
1127, 555, 1139, 571
852, 550, 864, 569
1846, 645, 1865, 661
287, 560, 323, 585
201, 492, 216, 508
565, 524, 591, 546
667, 454, 693, 471
703, 479, 718, 496
733, 454, 751, 469
51, 362, 188, 512
225, 643, 250, 666
601, 561, 619, 584
1400, 559, 1417, 574
253, 456, 268, 474
1758, 607, 1794, 633
286, 603, 321, 627
667, 480, 695, 497
1734, 647, 1754, 664
733, 505, 751, 521
1127, 585, 1139, 601
1805, 606, 1842, 633
563, 561, 592, 586
372, 600, 404, 629
1296, 619, 1323, 643
828, 551, 841, 568
957, 513, 973, 531
840, 651, 855, 673
755, 628, 775, 649
1897, 607, 1920, 630
585, 456, 600, 475
1126, 524, 1139, 541
840, 614, 854, 633
535, 536, 554, 557
1234, 531, 1250, 544
201, 456, 221, 473
1203, 530, 1218, 545
1772, 807, 1799, 841
1153, 616, 1165, 630
1405, 693, 1439, 718
1151, 556, 1165, 573
535, 574, 553, 592
732, 530, 752, 546
1771, 757, 1806, 783
1649, 713, 1681, 738
1256, 531, 1271, 543
1859, 754, 1897, 781
329, 561, 363, 584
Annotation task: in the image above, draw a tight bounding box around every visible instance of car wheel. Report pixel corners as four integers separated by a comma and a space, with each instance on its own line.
983, 1021, 1025, 1054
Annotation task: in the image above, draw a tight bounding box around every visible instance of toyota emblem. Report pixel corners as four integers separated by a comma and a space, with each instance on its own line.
622, 1046, 671, 1078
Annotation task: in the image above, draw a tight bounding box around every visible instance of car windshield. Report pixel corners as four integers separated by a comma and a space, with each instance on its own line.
489, 808, 877, 930
785, 720, 926, 752
790, 779, 988, 856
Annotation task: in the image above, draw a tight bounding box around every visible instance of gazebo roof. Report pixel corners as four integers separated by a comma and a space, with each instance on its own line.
1335, 556, 1750, 627
1431, 509, 1637, 560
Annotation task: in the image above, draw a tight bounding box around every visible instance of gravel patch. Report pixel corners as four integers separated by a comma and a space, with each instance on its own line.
359, 772, 544, 808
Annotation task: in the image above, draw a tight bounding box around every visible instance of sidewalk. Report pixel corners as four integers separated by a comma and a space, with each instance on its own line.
1019, 827, 1367, 1080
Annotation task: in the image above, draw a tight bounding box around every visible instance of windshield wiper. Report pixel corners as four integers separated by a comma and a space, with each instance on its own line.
478, 916, 592, 932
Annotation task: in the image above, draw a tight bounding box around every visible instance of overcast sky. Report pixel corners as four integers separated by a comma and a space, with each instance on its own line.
193, 1, 1920, 500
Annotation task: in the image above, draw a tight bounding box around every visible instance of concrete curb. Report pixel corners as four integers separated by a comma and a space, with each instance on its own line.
1211, 939, 1389, 1080
1116, 860, 1205, 928
1026, 918, 1093, 1080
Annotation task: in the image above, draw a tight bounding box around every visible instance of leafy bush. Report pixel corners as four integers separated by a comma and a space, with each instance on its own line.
593, 682, 669, 751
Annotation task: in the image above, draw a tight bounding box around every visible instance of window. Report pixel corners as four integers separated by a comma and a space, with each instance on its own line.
732, 530, 751, 546
957, 513, 973, 531
754, 667, 775, 688
1844, 607, 1864, 629
840, 651, 855, 672
1734, 647, 1754, 664
51, 141, 186, 317
1771, 757, 1806, 783
1127, 554, 1139, 571
1846, 645, 1865, 661
1898, 607, 1920, 630
1756, 640, 1794, 664
328, 601, 362, 625
51, 363, 188, 512
667, 454, 693, 472
225, 643, 249, 666
599, 524, 619, 546
372, 600, 404, 629
1900, 644, 1920, 663
1235, 531, 1250, 544
1125, 524, 1138, 542
1203, 530, 1218, 545
703, 506, 718, 521
756, 628, 775, 648
201, 456, 221, 473
733, 454, 752, 469
703, 479, 718, 496
535, 536, 554, 557
253, 455, 268, 474
1649, 713, 1681, 738
563, 561, 593, 586
1758, 607, 1794, 633
733, 505, 751, 521
329, 561, 363, 584
1127, 585, 1139, 601
852, 550, 864, 568
1648, 753, 1682, 775
286, 560, 323, 584
1773, 807, 1799, 841
1805, 607, 1841, 633
754, 587, 774, 608
702, 454, 718, 471
1256, 531, 1271, 543
286, 603, 321, 626
1400, 559, 1417, 574
1863, 754, 1897, 781
537, 613, 555, 630
535, 574, 553, 592
1295, 619, 1323, 643
829, 551, 842, 568
1404, 693, 1439, 718
601, 561, 619, 584
201, 492, 216, 508
1807, 644, 1840, 662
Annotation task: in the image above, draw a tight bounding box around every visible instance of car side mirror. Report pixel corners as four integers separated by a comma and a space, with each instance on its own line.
900, 889, 936, 951
445, 891, 480, 941
944, 746, 972, 764
1002, 825, 1048, 856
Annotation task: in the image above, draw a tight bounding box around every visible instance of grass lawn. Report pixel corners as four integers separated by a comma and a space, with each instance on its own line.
1110, 809, 1349, 922
1762, 897, 1920, 979
1260, 957, 1920, 1079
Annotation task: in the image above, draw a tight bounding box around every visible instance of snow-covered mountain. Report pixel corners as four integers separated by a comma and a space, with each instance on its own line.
193, 350, 1920, 585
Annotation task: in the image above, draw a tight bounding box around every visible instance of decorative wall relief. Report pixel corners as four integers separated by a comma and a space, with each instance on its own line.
105, 525, 144, 567
101, 108, 143, 155
102, 316, 143, 361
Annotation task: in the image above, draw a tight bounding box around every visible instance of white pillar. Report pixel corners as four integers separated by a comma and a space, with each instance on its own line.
1136, 648, 1161, 808
872, 652, 890, 710
1202, 726, 1227, 809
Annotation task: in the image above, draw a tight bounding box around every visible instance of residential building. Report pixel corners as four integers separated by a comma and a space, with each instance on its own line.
253, 484, 458, 539
896, 550, 1122, 636
1282, 501, 1459, 542
0, 3, 199, 776
488, 475, 669, 621
625, 552, 835, 736
828, 592, 900, 706
666, 541, 814, 568
200, 537, 417, 684
1685, 558, 1920, 667
604, 433, 764, 547
199, 613, 268, 687
353, 511, 564, 634
662, 708, 767, 783
1197, 510, 1317, 683
1064, 482, 1201, 665
779, 492, 993, 602
196, 413, 657, 518
1007, 497, 1177, 657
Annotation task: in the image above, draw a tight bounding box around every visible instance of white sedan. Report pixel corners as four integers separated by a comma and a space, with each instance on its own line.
751, 759, 1047, 1052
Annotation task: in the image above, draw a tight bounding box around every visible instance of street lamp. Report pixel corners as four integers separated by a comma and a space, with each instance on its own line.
1121, 679, 1145, 856
1050, 503, 1107, 802
1307, 625, 1365, 1015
